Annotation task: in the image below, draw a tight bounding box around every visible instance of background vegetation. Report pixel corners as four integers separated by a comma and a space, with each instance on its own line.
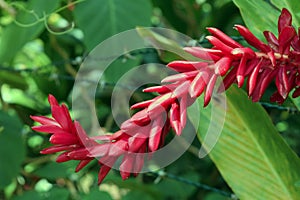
0, 0, 299, 199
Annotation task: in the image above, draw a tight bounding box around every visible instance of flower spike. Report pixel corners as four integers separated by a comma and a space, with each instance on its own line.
32, 8, 300, 184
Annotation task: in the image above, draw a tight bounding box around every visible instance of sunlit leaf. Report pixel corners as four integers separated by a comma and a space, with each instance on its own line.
232, 0, 279, 40
290, 93, 300, 111
270, 0, 300, 27
1, 85, 41, 111
189, 86, 300, 199
0, 0, 60, 63
136, 27, 205, 63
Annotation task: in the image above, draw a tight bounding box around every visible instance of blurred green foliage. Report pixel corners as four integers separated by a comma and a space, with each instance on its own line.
0, 0, 299, 199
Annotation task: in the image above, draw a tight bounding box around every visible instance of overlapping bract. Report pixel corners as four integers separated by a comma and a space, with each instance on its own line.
31, 95, 96, 172
178, 8, 300, 103
31, 8, 300, 184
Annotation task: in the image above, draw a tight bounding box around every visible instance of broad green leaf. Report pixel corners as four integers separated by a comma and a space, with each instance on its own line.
189, 86, 300, 199
270, 0, 300, 27
136, 27, 204, 62
0, 111, 25, 189
232, 0, 280, 40
0, 0, 60, 63
73, 0, 152, 51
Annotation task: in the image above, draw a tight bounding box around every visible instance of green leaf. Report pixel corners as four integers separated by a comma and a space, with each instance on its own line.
189, 86, 300, 199
1, 85, 40, 111
204, 193, 228, 200
123, 190, 154, 200
290, 94, 300, 110
232, 0, 280, 40
12, 187, 69, 200
136, 27, 204, 62
157, 172, 199, 199
0, 0, 60, 63
82, 188, 112, 200
13, 39, 53, 68
104, 55, 142, 83
33, 161, 79, 180
104, 172, 163, 199
0, 71, 28, 90
13, 39, 73, 101
12, 190, 41, 200
270, 0, 300, 27
0, 111, 25, 189
74, 0, 152, 51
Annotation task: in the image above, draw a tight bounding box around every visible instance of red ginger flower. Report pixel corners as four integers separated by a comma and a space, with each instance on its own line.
31, 95, 97, 171
32, 8, 300, 184
179, 8, 300, 103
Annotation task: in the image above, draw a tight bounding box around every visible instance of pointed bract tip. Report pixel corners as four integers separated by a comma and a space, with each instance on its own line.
48, 94, 59, 106
40, 150, 47, 154
233, 24, 241, 30
237, 75, 244, 88
183, 47, 192, 51
281, 8, 292, 19
120, 171, 131, 180
206, 27, 216, 33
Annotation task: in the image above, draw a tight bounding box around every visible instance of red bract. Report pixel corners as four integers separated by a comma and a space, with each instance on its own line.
31, 95, 96, 170
32, 8, 300, 184
181, 8, 300, 103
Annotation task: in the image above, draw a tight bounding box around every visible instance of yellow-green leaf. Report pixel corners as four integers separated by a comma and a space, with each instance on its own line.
233, 0, 280, 40
136, 27, 205, 63
189, 86, 300, 199
270, 0, 300, 27
0, 0, 60, 63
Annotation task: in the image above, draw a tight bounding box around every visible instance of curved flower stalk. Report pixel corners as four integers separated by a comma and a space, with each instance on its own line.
31, 8, 300, 184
